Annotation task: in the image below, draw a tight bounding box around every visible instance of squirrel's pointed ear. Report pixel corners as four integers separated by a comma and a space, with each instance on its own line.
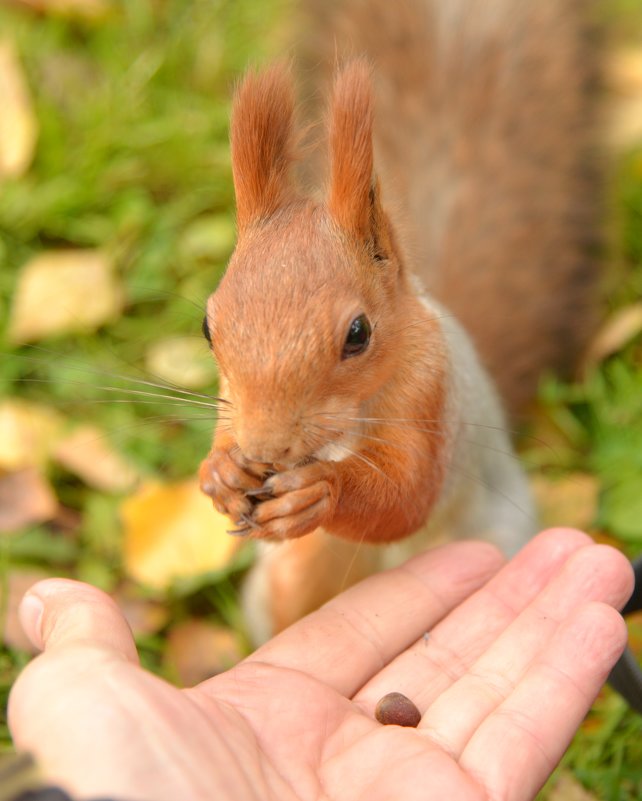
231, 65, 298, 233
327, 60, 374, 239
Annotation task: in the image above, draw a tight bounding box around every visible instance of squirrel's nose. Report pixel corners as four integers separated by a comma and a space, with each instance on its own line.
235, 404, 298, 464
235, 423, 293, 464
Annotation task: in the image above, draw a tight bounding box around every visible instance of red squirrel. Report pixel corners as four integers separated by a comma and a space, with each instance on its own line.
199, 0, 599, 641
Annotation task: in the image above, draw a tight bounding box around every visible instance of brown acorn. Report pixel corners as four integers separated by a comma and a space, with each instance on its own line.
374, 692, 421, 727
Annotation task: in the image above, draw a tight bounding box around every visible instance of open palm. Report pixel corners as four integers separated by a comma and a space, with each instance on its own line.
9, 529, 632, 801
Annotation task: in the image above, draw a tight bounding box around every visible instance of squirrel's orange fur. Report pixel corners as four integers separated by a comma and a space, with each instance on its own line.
203, 66, 450, 544
327, 62, 374, 238
230, 65, 299, 233
200, 0, 599, 641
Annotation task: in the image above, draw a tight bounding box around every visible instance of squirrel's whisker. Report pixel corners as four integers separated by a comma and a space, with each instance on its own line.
322, 412, 554, 451
390, 312, 457, 336
309, 421, 415, 451
18, 378, 225, 411
313, 420, 536, 470
18, 347, 229, 404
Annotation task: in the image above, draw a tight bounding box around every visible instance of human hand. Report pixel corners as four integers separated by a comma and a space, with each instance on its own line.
9, 529, 632, 801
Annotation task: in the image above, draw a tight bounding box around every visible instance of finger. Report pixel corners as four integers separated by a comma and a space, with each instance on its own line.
201, 450, 263, 493
354, 528, 595, 711
265, 461, 330, 495
224, 493, 254, 521
252, 483, 327, 525
240, 539, 505, 697
460, 602, 628, 801
418, 543, 633, 757
17, 578, 138, 663
252, 499, 329, 539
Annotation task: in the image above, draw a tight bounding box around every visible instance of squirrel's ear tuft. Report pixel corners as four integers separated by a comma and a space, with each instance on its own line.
231, 65, 298, 233
327, 60, 374, 239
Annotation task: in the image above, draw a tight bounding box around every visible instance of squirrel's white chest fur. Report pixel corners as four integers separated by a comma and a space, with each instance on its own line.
407, 290, 536, 560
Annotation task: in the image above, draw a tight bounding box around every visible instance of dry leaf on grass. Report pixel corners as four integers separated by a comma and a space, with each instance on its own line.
8, 250, 124, 343
54, 425, 140, 493
548, 771, 599, 801
110, 585, 170, 638
122, 479, 240, 589
607, 48, 642, 95
0, 399, 64, 471
0, 467, 58, 533
165, 619, 243, 686
145, 337, 217, 390
531, 473, 599, 532
2, 568, 51, 652
9, 0, 111, 21
582, 303, 642, 372
0, 40, 37, 178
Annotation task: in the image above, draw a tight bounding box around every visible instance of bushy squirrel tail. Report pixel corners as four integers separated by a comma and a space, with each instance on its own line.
297, 0, 601, 414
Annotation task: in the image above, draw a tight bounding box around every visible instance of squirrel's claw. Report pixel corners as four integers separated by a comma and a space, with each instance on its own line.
227, 526, 251, 537
227, 513, 262, 537
245, 485, 275, 500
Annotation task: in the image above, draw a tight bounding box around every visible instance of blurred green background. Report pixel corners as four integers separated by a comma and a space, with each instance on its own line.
1, 1, 642, 798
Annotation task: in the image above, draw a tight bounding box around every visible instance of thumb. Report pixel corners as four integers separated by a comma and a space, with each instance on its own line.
19, 578, 139, 664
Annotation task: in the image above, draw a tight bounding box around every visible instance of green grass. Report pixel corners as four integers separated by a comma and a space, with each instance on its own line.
1, 1, 642, 797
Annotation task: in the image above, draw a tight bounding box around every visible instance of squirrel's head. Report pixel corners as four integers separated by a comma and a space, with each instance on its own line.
204, 62, 431, 466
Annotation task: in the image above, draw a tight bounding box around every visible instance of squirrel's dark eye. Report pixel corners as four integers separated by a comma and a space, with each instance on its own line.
342, 314, 371, 359
202, 315, 212, 345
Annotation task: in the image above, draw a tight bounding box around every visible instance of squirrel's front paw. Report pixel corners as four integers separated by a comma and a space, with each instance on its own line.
199, 446, 269, 528
248, 461, 339, 540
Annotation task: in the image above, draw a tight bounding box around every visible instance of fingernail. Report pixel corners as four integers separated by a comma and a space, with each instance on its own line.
19, 593, 44, 651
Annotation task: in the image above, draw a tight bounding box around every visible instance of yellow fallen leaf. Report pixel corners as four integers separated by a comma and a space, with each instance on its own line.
607, 48, 642, 95
0, 467, 58, 533
0, 40, 37, 178
582, 303, 642, 371
530, 473, 599, 533
165, 619, 243, 686
0, 399, 64, 470
54, 425, 140, 493
122, 479, 241, 589
606, 49, 642, 150
8, 250, 124, 343
145, 336, 217, 390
